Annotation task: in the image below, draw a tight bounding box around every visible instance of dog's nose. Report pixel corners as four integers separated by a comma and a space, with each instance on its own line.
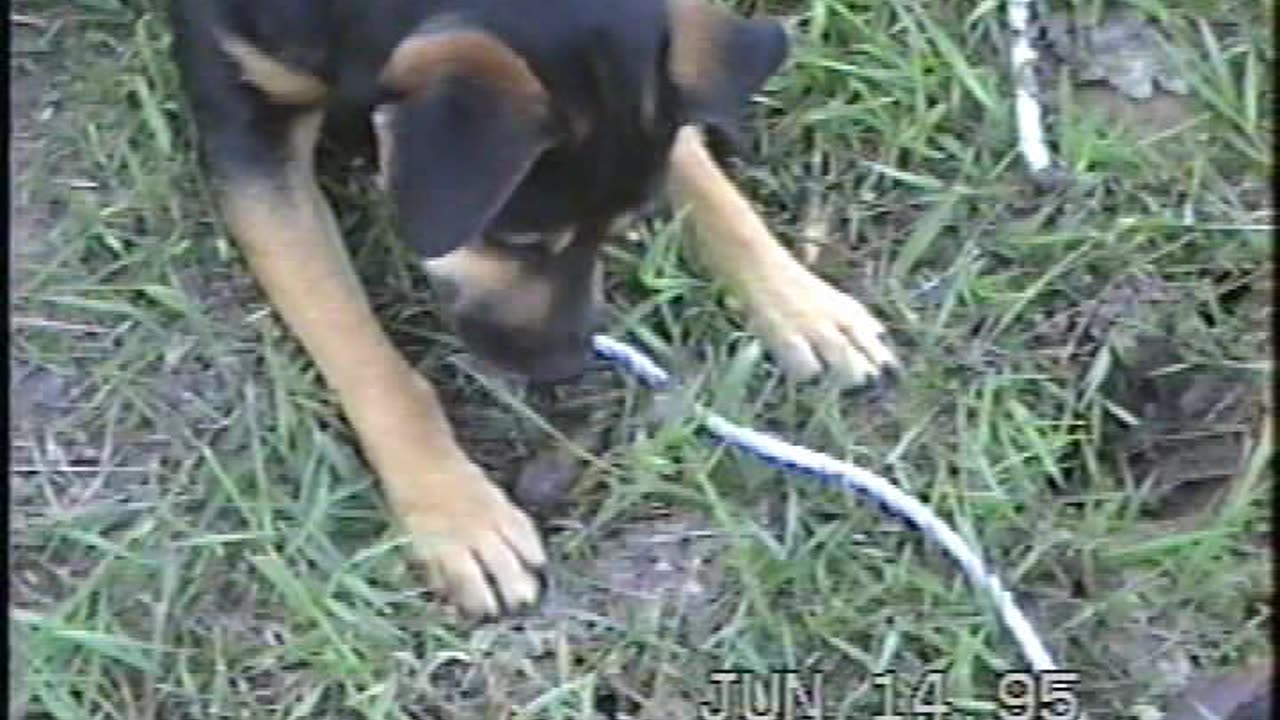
523, 340, 594, 384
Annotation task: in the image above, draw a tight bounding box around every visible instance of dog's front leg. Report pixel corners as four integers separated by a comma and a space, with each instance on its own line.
218, 111, 543, 618
667, 126, 899, 385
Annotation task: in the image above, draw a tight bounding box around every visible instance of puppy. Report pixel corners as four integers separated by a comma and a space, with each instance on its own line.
170, 0, 897, 617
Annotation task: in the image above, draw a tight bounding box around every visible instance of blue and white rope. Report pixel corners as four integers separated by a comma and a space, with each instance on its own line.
591, 333, 1059, 673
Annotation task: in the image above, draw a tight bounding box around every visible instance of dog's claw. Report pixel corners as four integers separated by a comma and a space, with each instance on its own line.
738, 257, 898, 387
401, 462, 545, 619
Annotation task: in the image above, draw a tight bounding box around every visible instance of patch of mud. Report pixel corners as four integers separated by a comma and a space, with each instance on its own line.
1068, 86, 1198, 137
10, 52, 50, 243
10, 16, 86, 469
540, 513, 728, 627
1100, 334, 1265, 526
1164, 658, 1272, 720
1031, 8, 1201, 144
10, 14, 72, 278
1039, 9, 1190, 100
1040, 264, 1269, 532
10, 359, 78, 433
427, 358, 625, 506
1028, 271, 1176, 364
394, 511, 731, 718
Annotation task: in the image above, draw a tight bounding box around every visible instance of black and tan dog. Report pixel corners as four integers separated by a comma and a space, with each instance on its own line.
170, 0, 898, 618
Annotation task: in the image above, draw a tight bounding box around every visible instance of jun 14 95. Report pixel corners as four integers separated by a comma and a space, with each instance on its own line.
697, 668, 1082, 719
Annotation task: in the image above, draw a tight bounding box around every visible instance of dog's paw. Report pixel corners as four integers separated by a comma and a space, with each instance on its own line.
397, 461, 546, 618
738, 257, 898, 385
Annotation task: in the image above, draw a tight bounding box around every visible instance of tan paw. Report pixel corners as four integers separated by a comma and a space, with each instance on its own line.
738, 256, 898, 385
397, 462, 546, 618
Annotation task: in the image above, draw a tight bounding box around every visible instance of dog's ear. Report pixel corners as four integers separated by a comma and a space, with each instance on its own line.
667, 0, 788, 142
379, 29, 553, 258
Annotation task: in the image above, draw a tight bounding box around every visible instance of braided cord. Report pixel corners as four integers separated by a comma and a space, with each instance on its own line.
592, 333, 1058, 672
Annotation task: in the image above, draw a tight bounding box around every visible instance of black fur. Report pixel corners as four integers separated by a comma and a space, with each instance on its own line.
170, 0, 788, 380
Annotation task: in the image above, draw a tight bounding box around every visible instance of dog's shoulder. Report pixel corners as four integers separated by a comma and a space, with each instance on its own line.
171, 0, 713, 104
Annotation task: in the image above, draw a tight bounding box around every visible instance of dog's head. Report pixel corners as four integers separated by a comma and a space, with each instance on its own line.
375, 0, 787, 381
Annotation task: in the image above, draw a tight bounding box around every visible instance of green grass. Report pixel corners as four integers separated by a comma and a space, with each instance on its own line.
10, 0, 1272, 717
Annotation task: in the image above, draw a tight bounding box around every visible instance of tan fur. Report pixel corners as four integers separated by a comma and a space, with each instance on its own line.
381, 29, 547, 109
217, 34, 328, 105
424, 245, 555, 327
220, 111, 544, 618
667, 126, 778, 280
425, 245, 520, 289
668, 126, 898, 384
